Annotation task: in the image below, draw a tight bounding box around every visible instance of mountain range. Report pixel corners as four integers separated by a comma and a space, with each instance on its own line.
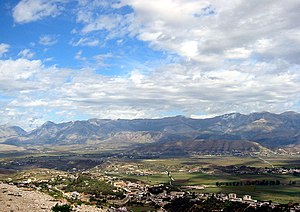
1, 111, 300, 154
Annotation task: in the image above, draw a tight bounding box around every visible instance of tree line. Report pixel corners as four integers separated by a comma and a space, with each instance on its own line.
216, 180, 281, 186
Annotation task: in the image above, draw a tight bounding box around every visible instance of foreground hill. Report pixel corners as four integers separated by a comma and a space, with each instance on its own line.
0, 183, 104, 211
2, 111, 300, 153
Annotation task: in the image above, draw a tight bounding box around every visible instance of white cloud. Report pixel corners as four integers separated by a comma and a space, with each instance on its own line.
69, 37, 100, 47
0, 59, 41, 92
0, 58, 72, 128
113, 0, 300, 64
0, 56, 300, 129
75, 50, 86, 61
75, 1, 133, 38
225, 47, 252, 59
56, 61, 300, 121
70, 0, 300, 65
81, 14, 123, 34
39, 35, 58, 46
18, 49, 35, 59
2, 0, 300, 128
77, 0, 110, 8
12, 0, 67, 23
93, 53, 113, 67
0, 43, 10, 57
180, 41, 199, 59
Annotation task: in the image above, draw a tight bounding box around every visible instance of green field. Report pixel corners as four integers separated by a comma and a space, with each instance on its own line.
145, 155, 300, 168
111, 172, 300, 203
107, 156, 300, 203
1, 152, 300, 204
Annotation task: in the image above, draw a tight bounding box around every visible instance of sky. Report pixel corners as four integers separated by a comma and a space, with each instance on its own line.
0, 0, 300, 129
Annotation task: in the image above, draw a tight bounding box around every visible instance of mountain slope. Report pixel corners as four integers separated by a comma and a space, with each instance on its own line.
2, 112, 300, 151
0, 125, 26, 143
134, 139, 263, 156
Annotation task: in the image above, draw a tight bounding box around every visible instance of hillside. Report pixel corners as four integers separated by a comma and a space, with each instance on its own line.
0, 125, 26, 143
134, 139, 263, 156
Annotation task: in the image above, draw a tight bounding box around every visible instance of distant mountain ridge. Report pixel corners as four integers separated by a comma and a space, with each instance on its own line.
2, 111, 300, 152
0, 125, 26, 143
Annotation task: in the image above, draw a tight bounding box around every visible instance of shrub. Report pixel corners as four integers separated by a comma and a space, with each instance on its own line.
52, 203, 71, 212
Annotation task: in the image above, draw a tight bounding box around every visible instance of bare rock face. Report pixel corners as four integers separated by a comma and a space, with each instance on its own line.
0, 183, 105, 212
0, 183, 61, 212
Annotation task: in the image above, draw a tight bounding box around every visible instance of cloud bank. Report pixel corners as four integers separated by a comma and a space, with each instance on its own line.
3, 0, 300, 129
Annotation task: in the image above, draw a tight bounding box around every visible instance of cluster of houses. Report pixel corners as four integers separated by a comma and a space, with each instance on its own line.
2, 167, 300, 211
218, 165, 300, 176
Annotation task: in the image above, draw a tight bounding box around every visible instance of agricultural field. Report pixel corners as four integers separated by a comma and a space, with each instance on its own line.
0, 152, 299, 204
100, 155, 300, 203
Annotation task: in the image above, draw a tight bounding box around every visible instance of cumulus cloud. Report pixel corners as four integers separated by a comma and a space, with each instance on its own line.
77, 0, 298, 112
0, 58, 72, 128
0, 59, 41, 95
12, 0, 67, 23
0, 56, 300, 129
56, 61, 300, 120
0, 43, 10, 57
2, 0, 300, 128
73, 0, 300, 64
117, 0, 300, 64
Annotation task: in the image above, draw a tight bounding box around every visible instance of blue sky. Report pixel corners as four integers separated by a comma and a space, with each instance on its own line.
0, 0, 300, 129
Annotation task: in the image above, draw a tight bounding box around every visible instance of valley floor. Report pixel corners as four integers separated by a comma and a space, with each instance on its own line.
0, 152, 300, 211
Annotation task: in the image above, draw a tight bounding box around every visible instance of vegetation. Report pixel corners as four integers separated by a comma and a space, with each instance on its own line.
64, 174, 121, 196
0, 153, 299, 204
165, 196, 251, 212
52, 203, 71, 212
103, 156, 300, 203
164, 196, 298, 212
216, 180, 281, 186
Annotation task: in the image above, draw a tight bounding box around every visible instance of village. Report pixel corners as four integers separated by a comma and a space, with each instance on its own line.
1, 165, 300, 211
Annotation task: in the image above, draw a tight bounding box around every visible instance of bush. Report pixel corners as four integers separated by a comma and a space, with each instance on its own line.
64, 174, 118, 196
52, 203, 71, 212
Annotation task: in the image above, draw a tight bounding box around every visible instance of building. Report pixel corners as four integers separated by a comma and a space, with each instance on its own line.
228, 193, 237, 199
243, 195, 252, 201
